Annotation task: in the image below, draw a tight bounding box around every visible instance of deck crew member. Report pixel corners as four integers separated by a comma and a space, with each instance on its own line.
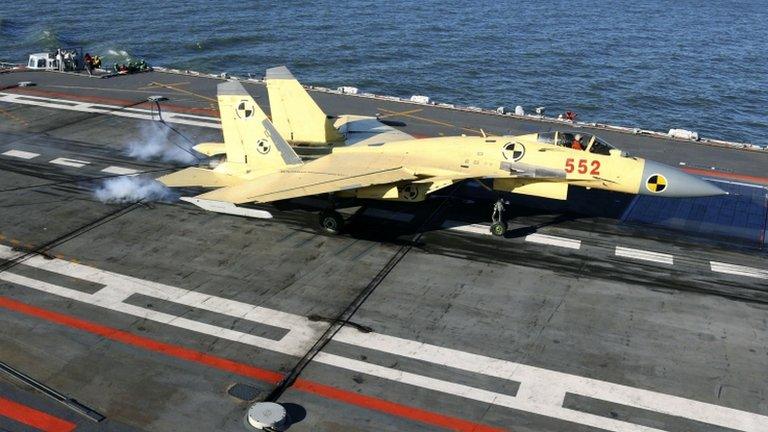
55, 49, 63, 71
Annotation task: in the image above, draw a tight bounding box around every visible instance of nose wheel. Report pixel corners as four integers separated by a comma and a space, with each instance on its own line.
318, 209, 344, 234
489, 199, 508, 236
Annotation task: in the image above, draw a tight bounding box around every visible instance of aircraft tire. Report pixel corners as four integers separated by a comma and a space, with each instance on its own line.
490, 221, 507, 237
319, 210, 344, 234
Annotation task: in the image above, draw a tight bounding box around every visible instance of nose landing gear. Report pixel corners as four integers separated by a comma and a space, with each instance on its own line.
489, 199, 508, 236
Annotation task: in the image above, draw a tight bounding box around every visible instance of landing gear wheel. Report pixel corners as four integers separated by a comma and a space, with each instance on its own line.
490, 198, 507, 236
490, 221, 507, 237
318, 210, 344, 234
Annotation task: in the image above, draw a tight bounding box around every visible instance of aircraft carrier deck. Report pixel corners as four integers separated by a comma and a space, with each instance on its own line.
0, 68, 766, 432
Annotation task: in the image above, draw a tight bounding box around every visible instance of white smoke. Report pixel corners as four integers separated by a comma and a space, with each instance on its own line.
125, 122, 199, 164
104, 49, 133, 63
106, 49, 130, 57
93, 176, 177, 203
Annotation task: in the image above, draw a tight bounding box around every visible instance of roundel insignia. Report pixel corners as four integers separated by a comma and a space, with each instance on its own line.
646, 174, 667, 193
503, 142, 525, 161
399, 184, 419, 201
236, 100, 254, 119
256, 139, 271, 154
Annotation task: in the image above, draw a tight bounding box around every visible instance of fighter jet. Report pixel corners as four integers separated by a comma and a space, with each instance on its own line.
157, 78, 725, 236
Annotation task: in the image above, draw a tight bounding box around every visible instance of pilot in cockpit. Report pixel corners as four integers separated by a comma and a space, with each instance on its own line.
571, 134, 584, 150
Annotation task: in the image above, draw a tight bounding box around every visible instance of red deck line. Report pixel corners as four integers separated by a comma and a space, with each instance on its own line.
5, 87, 219, 117
0, 296, 505, 432
682, 167, 768, 186
0, 396, 76, 432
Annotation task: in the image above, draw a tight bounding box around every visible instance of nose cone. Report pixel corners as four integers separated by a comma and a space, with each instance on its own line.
640, 160, 727, 197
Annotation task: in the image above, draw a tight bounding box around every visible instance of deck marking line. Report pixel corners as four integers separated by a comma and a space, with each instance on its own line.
1, 245, 767, 432
0, 92, 221, 129
1, 88, 218, 116
101, 166, 139, 175
615, 246, 674, 265
49, 158, 90, 168
0, 396, 76, 432
681, 167, 768, 186
444, 222, 491, 236
376, 108, 423, 119
710, 261, 768, 279
0, 295, 503, 432
377, 107, 484, 135
525, 233, 581, 249
2, 149, 40, 159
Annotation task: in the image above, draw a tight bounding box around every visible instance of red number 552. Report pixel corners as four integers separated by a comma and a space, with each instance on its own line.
565, 158, 600, 175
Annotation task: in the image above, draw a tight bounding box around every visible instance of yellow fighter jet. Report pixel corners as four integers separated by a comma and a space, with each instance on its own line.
157, 79, 725, 236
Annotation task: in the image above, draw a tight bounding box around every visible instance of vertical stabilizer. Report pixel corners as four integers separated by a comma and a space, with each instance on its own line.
217, 81, 302, 171
266, 66, 344, 145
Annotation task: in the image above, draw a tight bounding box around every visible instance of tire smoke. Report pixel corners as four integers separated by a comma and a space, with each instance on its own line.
93, 176, 177, 203
125, 122, 198, 164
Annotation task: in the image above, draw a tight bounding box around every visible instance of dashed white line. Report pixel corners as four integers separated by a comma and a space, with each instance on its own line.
710, 261, 768, 279
615, 246, 674, 265
2, 149, 40, 159
525, 233, 581, 249
442, 220, 491, 235
49, 157, 90, 168
101, 166, 139, 175
443, 223, 586, 250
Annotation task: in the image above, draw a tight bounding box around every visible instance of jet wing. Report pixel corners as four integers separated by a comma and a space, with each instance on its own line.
335, 115, 414, 146
193, 153, 418, 204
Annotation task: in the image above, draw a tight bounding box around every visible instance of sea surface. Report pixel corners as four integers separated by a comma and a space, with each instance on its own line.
2, 1, 766, 145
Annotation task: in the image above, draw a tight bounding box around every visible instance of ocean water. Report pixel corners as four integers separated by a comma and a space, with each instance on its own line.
1, 0, 766, 145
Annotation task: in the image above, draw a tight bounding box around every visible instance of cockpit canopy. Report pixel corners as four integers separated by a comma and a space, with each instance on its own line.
536, 131, 624, 156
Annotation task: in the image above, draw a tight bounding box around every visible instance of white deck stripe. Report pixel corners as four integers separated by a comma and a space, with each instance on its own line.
0, 244, 765, 431
101, 166, 139, 175
2, 149, 40, 159
707, 178, 767, 190
615, 246, 674, 265
525, 233, 581, 249
710, 261, 768, 279
442, 220, 491, 235
49, 157, 90, 168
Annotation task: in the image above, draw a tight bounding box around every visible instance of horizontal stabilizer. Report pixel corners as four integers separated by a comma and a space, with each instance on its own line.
180, 197, 273, 219
336, 115, 414, 146
156, 167, 240, 188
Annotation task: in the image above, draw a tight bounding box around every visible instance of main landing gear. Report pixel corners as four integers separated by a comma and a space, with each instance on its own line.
318, 209, 344, 234
318, 195, 345, 234
489, 199, 508, 237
